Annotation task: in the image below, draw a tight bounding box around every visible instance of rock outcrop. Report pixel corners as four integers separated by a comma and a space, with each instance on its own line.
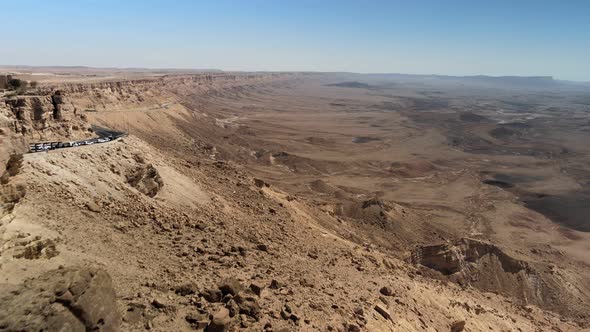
411, 238, 590, 319
2, 90, 86, 139
0, 267, 121, 332
411, 238, 528, 275
126, 164, 164, 197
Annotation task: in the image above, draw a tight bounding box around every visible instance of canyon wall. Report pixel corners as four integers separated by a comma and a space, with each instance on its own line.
0, 72, 286, 168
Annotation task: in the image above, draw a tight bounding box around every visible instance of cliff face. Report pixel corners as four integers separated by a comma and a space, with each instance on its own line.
29, 73, 283, 113
2, 91, 87, 139
0, 72, 286, 165
2, 73, 280, 128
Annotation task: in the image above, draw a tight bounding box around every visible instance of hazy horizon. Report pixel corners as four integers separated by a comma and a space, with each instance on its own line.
1, 64, 587, 83
3, 0, 589, 81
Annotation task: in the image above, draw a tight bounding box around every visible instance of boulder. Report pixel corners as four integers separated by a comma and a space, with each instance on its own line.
234, 291, 261, 320
186, 311, 209, 329
280, 304, 300, 322
253, 178, 268, 188
256, 243, 269, 252
379, 286, 394, 296
206, 307, 230, 332
269, 279, 282, 289
86, 201, 102, 213
0, 267, 120, 331
202, 288, 223, 302
249, 281, 265, 296
451, 319, 466, 332
126, 164, 163, 197
219, 278, 243, 296
175, 282, 198, 296
348, 323, 361, 332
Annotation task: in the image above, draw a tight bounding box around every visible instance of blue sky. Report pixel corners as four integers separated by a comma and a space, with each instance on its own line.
2, 0, 589, 81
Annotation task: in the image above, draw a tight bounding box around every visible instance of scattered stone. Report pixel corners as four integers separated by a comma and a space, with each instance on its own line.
226, 298, 240, 317
235, 292, 261, 320
133, 154, 145, 163
238, 246, 248, 257
239, 314, 251, 328
256, 243, 269, 252
280, 304, 300, 322
299, 278, 315, 288
250, 281, 265, 296
202, 288, 223, 302
86, 201, 101, 212
186, 312, 209, 329
151, 298, 169, 309
347, 323, 361, 332
374, 304, 393, 321
219, 278, 243, 296
380, 286, 394, 296
175, 282, 198, 296
222, 293, 234, 303
14, 238, 59, 260
253, 178, 268, 188
450, 319, 466, 332
353, 307, 364, 316
207, 307, 230, 332
270, 279, 282, 289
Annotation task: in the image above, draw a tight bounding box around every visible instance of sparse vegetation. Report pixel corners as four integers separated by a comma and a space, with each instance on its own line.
7, 78, 28, 95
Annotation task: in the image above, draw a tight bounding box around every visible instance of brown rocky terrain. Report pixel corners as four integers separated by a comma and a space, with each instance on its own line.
0, 70, 589, 331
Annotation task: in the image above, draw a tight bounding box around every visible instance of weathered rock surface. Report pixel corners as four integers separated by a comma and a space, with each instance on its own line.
207, 307, 230, 332
411, 238, 588, 318
0, 267, 120, 332
126, 164, 163, 197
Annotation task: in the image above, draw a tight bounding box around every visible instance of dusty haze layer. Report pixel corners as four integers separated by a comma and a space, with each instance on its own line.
1, 68, 589, 331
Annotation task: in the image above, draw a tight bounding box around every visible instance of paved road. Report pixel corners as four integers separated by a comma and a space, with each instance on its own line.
28, 125, 126, 153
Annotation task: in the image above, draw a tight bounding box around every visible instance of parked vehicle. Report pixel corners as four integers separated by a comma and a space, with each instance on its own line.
27, 129, 124, 153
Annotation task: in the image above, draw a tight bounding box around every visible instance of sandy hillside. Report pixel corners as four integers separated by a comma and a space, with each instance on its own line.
0, 71, 589, 331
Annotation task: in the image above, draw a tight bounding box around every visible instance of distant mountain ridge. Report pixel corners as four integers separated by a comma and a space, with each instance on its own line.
344, 73, 590, 90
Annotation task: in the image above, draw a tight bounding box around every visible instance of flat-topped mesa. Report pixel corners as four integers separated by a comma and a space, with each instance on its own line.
1, 72, 290, 144
40, 78, 158, 94
38, 72, 286, 94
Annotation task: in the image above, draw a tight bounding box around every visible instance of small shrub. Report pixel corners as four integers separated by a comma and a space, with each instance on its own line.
7, 79, 28, 94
